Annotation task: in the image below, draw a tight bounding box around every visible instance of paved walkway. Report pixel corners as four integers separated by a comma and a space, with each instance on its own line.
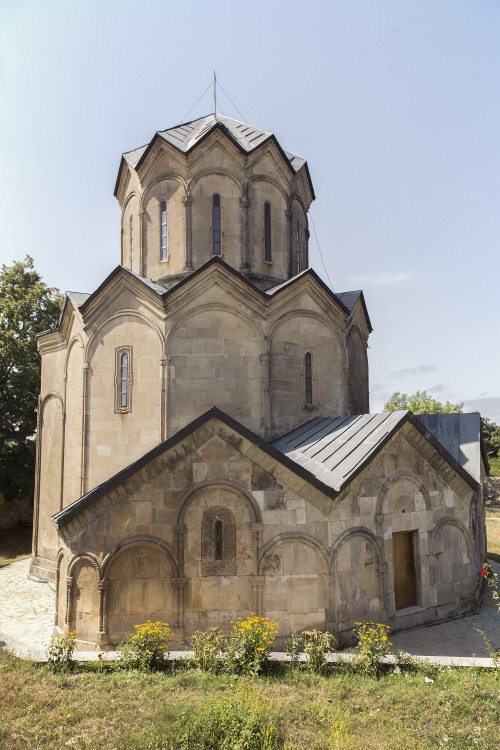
0, 558, 499, 665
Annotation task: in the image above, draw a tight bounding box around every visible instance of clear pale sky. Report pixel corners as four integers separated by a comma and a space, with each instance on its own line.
1, 0, 499, 420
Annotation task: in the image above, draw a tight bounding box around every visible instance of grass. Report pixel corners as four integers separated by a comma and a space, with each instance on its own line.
0, 521, 498, 748
0, 524, 32, 568
0, 651, 498, 750
486, 512, 500, 563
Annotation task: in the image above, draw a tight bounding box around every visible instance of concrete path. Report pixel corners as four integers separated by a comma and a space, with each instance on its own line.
0, 558, 55, 660
0, 558, 499, 666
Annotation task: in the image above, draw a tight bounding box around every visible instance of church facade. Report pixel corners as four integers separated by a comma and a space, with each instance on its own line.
31, 115, 486, 649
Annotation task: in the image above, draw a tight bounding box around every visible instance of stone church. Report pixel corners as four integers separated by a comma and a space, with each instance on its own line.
31, 114, 487, 649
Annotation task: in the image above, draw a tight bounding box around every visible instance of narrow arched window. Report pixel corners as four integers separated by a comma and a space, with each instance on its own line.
129, 215, 134, 269
119, 351, 129, 408
115, 347, 132, 413
296, 221, 301, 272
305, 352, 313, 405
202, 507, 236, 575
160, 200, 167, 260
214, 519, 223, 560
212, 193, 221, 255
264, 202, 272, 262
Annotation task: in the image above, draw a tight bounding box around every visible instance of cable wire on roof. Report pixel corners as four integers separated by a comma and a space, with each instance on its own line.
179, 79, 213, 124
309, 211, 335, 292
216, 80, 248, 123
179, 75, 248, 126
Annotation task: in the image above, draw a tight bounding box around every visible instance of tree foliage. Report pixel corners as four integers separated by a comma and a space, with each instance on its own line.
0, 256, 62, 502
481, 417, 500, 461
384, 390, 464, 414
385, 390, 500, 474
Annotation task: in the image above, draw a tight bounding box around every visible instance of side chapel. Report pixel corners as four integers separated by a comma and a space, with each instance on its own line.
31, 114, 487, 649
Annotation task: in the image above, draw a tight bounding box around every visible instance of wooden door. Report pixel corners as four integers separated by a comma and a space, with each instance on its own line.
393, 532, 417, 609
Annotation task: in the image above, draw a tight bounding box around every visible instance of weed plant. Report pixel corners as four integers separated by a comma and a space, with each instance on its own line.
285, 629, 336, 673
191, 626, 226, 672
46, 630, 76, 673
119, 620, 170, 671
352, 621, 392, 676
225, 614, 278, 675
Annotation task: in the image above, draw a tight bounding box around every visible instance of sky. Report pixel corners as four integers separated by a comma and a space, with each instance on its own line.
1, 0, 499, 421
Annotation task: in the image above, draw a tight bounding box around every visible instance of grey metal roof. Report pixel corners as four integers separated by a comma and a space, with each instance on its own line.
265, 269, 311, 294
125, 267, 167, 294
123, 115, 305, 174
416, 413, 483, 481
272, 412, 408, 492
123, 144, 148, 169
66, 291, 91, 308
336, 291, 362, 312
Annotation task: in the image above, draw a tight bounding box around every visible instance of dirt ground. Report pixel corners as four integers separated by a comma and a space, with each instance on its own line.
0, 524, 32, 567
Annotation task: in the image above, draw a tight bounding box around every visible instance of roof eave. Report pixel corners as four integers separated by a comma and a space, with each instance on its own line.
78, 266, 166, 315
52, 407, 339, 530
268, 267, 351, 317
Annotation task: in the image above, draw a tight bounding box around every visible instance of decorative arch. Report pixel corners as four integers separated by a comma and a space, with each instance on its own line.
123, 190, 142, 212
142, 173, 189, 201
63, 335, 86, 378
66, 552, 101, 640
103, 536, 178, 644
188, 167, 245, 197
166, 303, 267, 359
40, 391, 64, 418
347, 325, 366, 345
68, 551, 102, 578
376, 471, 431, 518
36, 393, 65, 556
290, 193, 308, 218
55, 547, 69, 629
346, 326, 369, 414
429, 517, 472, 560
176, 479, 262, 525
102, 534, 177, 578
247, 174, 291, 210
259, 532, 329, 575
330, 526, 386, 629
86, 309, 164, 361
329, 526, 382, 571
269, 309, 347, 360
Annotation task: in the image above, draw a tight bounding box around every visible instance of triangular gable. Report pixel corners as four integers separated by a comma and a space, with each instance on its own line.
114, 115, 315, 201
266, 268, 352, 318
273, 411, 480, 495
78, 266, 166, 315
337, 290, 373, 333
52, 408, 341, 531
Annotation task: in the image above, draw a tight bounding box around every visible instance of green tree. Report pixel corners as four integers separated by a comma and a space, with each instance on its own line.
0, 257, 62, 503
481, 417, 500, 460
384, 390, 464, 414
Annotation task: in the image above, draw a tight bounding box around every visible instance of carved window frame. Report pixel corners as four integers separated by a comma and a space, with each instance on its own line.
201, 506, 236, 575
115, 346, 133, 413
